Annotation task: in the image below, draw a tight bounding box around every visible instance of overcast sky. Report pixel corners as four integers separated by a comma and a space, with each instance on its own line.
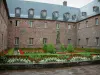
24, 0, 94, 8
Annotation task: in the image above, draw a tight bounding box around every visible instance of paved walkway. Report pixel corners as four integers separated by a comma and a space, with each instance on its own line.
0, 65, 100, 75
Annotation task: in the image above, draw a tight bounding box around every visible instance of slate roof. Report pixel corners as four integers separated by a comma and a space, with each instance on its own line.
80, 0, 100, 20
6, 0, 100, 22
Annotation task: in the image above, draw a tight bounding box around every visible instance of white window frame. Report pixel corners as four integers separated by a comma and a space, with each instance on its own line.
68, 24, 71, 29
95, 18, 99, 25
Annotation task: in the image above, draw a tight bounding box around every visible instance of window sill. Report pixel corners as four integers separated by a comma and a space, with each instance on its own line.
28, 44, 33, 46
14, 44, 19, 45
96, 24, 99, 26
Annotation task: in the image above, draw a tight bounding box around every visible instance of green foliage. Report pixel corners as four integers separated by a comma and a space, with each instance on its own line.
43, 44, 47, 52
79, 52, 91, 57
75, 48, 100, 53
60, 44, 66, 52
46, 44, 56, 53
7, 48, 14, 55
0, 56, 8, 63
67, 44, 74, 52
84, 48, 90, 52
19, 48, 41, 50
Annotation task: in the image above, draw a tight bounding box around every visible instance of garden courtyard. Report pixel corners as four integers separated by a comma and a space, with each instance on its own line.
0, 44, 100, 65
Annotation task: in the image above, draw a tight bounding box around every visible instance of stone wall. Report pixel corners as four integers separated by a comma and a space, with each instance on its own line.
0, 0, 8, 51
8, 18, 76, 48
76, 15, 100, 48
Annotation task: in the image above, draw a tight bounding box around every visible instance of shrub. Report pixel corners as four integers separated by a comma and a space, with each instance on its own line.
43, 44, 47, 52
67, 44, 74, 52
46, 44, 56, 53
60, 44, 66, 52
7, 48, 14, 55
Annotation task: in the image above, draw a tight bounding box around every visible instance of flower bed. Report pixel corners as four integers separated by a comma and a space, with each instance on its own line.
0, 54, 100, 64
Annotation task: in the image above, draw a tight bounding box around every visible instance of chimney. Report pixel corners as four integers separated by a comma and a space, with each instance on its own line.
63, 1, 67, 6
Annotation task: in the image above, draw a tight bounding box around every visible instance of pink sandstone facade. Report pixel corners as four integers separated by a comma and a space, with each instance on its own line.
0, 0, 8, 51
0, 0, 100, 52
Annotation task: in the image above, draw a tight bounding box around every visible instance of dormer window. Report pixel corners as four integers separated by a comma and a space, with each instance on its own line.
72, 15, 76, 20
98, 0, 100, 2
30, 10, 34, 15
41, 10, 47, 19
93, 6, 99, 12
63, 12, 70, 21
52, 11, 59, 20
28, 9, 34, 18
15, 7, 21, 17
16, 9, 20, 14
82, 12, 87, 16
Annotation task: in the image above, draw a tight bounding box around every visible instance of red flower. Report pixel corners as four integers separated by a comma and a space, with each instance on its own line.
19, 50, 24, 55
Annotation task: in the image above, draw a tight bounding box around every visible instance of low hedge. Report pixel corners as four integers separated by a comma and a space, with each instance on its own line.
75, 48, 100, 53
19, 48, 42, 50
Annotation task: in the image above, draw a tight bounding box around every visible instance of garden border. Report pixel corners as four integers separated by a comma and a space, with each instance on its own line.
0, 60, 100, 70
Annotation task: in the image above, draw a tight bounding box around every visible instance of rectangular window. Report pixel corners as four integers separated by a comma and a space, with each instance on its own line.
68, 24, 71, 29
86, 38, 89, 46
44, 22, 47, 28
16, 9, 20, 14
43, 38, 47, 44
96, 37, 99, 46
79, 23, 80, 29
78, 39, 80, 45
2, 34, 3, 45
73, 25, 75, 28
86, 21, 88, 27
29, 38, 33, 45
82, 12, 87, 16
10, 21, 12, 24
29, 21, 33, 27
95, 18, 99, 25
15, 20, 19, 26
68, 39, 71, 44
93, 6, 99, 12
15, 37, 19, 45
56, 23, 60, 29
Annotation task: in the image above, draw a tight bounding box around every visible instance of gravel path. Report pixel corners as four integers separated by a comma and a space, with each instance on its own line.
0, 65, 100, 75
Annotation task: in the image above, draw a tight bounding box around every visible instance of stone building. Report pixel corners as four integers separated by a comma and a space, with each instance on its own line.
0, 0, 100, 51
